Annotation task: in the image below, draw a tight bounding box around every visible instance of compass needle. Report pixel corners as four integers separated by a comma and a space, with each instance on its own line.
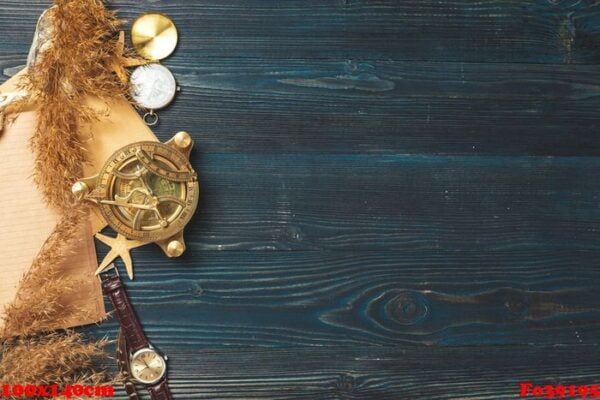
100, 199, 155, 211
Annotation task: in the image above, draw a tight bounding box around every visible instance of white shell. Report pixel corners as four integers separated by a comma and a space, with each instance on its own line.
130, 64, 177, 110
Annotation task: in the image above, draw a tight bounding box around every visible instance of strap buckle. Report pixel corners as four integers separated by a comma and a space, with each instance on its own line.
98, 262, 119, 281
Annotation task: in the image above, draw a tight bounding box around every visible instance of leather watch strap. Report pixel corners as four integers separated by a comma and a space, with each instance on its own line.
101, 274, 150, 353
119, 328, 175, 400
148, 379, 174, 400
100, 267, 174, 399
117, 329, 140, 400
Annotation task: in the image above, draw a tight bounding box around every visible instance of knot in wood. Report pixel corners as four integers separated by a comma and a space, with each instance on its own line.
386, 291, 429, 325
189, 281, 204, 297
334, 374, 356, 394
500, 289, 529, 319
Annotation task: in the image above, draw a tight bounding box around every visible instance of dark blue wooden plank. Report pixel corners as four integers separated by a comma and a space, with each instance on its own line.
2, 1, 600, 398
4, 57, 600, 156
99, 345, 600, 399
169, 153, 600, 252
87, 249, 600, 347
3, 0, 600, 63
4, 2, 600, 156
159, 60, 600, 156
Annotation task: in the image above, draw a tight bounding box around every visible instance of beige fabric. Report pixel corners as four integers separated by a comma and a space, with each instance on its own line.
0, 69, 157, 330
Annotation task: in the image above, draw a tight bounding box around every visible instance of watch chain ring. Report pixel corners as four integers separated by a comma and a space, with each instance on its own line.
143, 111, 159, 126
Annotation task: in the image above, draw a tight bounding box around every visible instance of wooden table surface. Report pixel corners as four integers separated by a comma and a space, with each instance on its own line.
2, 1, 600, 399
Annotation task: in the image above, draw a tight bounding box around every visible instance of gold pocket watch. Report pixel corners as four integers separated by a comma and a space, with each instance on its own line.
73, 131, 199, 279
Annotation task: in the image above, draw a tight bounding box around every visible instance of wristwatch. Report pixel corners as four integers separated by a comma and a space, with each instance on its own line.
100, 265, 173, 399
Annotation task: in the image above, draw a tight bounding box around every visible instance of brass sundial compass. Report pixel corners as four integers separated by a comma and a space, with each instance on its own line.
73, 131, 199, 279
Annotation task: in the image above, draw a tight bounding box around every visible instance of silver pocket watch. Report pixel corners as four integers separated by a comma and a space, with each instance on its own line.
130, 64, 179, 126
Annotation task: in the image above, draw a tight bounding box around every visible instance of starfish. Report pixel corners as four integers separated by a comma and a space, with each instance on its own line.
112, 31, 148, 84
95, 232, 148, 279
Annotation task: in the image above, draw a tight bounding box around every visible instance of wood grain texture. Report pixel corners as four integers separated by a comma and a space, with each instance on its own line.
2, 0, 600, 64
3, 28, 600, 156
5, 59, 600, 157
102, 345, 600, 399
1, 0, 600, 398
88, 250, 600, 347
103, 59, 600, 156
176, 154, 600, 252
3, 1, 600, 156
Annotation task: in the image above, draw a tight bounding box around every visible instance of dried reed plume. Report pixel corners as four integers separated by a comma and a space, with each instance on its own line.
1, 0, 136, 396
24, 0, 130, 210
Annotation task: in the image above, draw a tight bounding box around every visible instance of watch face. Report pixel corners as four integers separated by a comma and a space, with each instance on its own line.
130, 64, 177, 110
130, 348, 167, 384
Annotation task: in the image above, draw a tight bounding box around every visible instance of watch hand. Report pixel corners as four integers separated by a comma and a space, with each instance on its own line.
137, 359, 150, 371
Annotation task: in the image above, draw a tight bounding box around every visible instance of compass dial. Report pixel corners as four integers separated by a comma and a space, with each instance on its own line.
96, 141, 198, 242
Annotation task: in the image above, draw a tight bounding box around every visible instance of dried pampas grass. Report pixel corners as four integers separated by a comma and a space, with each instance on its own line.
23, 0, 132, 211
0, 332, 109, 388
1, 205, 91, 337
1, 0, 137, 396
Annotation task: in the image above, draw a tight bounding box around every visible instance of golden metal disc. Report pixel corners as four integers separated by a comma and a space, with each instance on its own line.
131, 13, 178, 61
